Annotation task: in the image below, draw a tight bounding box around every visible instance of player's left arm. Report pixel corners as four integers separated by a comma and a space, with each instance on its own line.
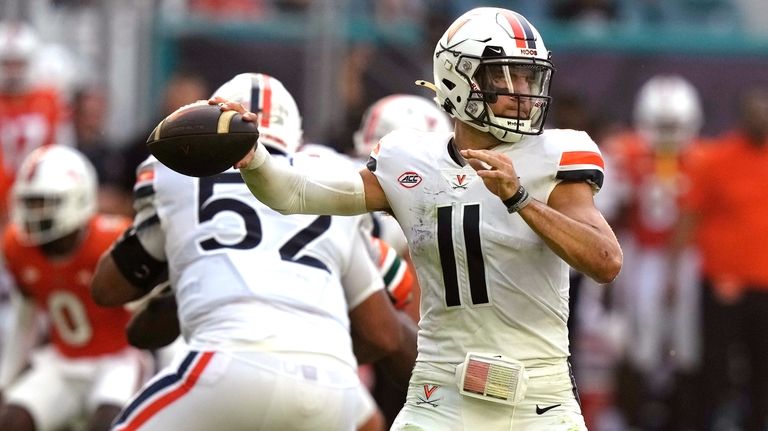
524, 181, 622, 284
462, 148, 622, 284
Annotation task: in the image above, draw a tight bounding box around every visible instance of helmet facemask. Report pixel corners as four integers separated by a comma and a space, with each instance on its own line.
642, 118, 695, 153
17, 194, 67, 245
14, 184, 95, 247
12, 146, 97, 247
463, 59, 553, 141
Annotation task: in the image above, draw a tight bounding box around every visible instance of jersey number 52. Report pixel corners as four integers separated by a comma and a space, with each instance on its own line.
196, 173, 331, 272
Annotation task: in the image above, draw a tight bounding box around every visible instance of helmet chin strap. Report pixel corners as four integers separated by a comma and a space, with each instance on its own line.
491, 127, 524, 143
487, 110, 527, 143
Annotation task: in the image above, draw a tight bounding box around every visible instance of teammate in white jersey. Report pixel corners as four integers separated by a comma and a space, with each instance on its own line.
90, 73, 416, 431
227, 7, 622, 430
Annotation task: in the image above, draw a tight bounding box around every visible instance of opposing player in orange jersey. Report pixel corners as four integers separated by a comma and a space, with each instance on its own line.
0, 145, 152, 431
603, 75, 706, 430
0, 22, 72, 224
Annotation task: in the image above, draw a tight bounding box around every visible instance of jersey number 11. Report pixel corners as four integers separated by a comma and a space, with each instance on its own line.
437, 203, 489, 307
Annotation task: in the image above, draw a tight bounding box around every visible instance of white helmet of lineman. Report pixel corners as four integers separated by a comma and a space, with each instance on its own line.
211, 73, 303, 154
12, 145, 98, 246
0, 21, 39, 93
353, 94, 453, 159
634, 74, 703, 150
426, 7, 554, 143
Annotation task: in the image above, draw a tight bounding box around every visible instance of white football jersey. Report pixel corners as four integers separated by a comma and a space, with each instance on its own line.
133, 153, 383, 369
369, 128, 604, 367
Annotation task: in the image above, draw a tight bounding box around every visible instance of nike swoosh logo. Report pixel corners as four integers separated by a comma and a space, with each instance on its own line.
488, 47, 502, 54
536, 404, 561, 415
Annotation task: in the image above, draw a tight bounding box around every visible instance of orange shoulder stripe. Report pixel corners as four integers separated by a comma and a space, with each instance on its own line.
559, 151, 604, 169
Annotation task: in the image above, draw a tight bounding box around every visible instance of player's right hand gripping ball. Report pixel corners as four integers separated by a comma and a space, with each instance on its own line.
146, 101, 259, 177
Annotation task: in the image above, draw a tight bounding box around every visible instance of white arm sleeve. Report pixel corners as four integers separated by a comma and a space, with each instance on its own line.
342, 222, 386, 310
239, 144, 368, 216
0, 291, 37, 389
131, 202, 166, 262
131, 160, 166, 261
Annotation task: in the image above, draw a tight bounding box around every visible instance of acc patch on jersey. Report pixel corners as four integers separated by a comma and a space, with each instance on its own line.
398, 171, 422, 188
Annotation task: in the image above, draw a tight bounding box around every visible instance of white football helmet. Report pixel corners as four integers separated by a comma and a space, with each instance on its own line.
353, 94, 453, 158
634, 75, 703, 150
11, 145, 98, 246
211, 73, 303, 154
0, 21, 39, 93
428, 7, 554, 143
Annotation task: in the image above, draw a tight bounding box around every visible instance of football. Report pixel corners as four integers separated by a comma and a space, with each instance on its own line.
146, 101, 259, 177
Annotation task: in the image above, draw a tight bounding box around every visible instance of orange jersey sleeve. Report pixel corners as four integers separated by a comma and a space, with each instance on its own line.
2, 214, 134, 358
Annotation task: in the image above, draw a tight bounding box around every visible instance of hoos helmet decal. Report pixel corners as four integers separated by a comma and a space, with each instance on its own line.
424, 8, 554, 143
212, 73, 303, 154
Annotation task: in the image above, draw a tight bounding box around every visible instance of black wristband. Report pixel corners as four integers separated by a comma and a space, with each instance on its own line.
503, 185, 532, 213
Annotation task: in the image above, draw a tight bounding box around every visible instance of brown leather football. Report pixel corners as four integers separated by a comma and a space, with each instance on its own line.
146, 101, 259, 177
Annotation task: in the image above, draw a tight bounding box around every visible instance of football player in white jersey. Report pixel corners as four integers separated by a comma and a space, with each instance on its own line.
90, 73, 416, 431
228, 7, 622, 430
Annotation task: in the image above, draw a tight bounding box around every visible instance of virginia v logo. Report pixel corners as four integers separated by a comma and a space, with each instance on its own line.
416, 384, 442, 408
454, 174, 468, 189
441, 168, 475, 191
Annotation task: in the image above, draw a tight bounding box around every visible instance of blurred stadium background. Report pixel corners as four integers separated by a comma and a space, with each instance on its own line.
5, 0, 768, 147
